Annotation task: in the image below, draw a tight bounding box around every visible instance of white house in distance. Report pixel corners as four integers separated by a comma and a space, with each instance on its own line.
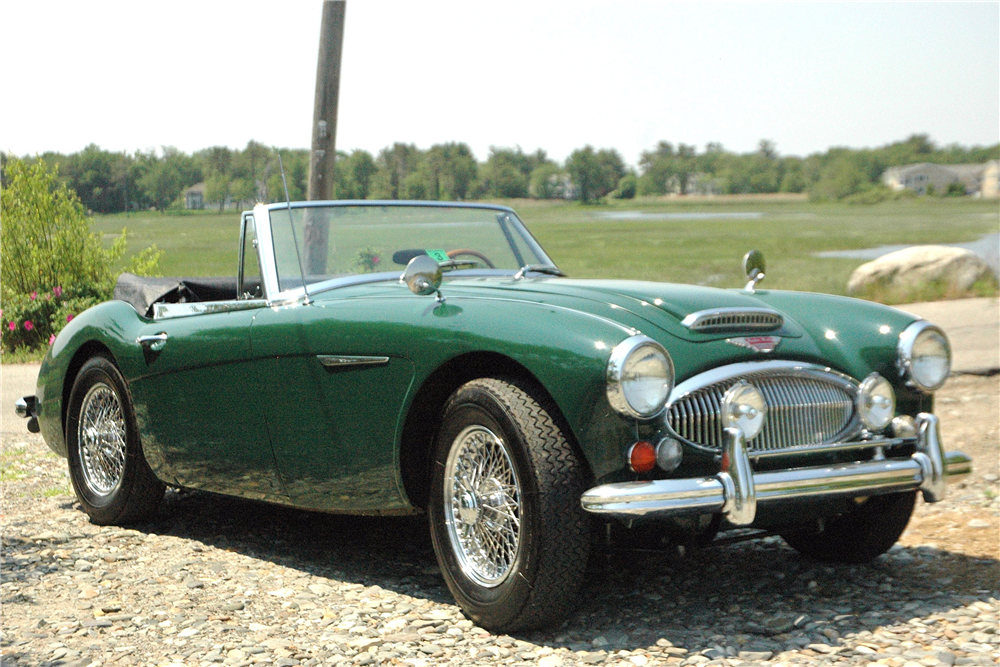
882, 161, 999, 196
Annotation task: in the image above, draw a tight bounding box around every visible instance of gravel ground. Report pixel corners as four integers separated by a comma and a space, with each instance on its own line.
2, 374, 997, 667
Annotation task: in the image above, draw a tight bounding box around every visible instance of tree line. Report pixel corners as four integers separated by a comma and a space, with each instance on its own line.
2, 134, 996, 213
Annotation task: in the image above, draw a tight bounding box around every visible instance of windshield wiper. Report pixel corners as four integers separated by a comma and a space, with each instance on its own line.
514, 264, 566, 280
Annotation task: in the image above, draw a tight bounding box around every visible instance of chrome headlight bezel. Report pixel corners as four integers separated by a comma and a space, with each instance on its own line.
606, 335, 675, 419
856, 372, 896, 431
897, 321, 951, 392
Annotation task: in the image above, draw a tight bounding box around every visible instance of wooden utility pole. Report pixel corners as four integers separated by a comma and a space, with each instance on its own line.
305, 0, 346, 274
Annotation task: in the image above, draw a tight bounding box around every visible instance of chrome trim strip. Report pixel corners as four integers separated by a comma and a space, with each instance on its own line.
152, 300, 267, 320
681, 307, 783, 333
749, 436, 904, 459
318, 355, 390, 368
581, 413, 969, 519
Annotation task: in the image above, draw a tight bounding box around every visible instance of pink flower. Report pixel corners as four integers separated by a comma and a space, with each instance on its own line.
7, 321, 14, 332
372, 256, 380, 265
30, 291, 37, 301
53, 286, 63, 297
49, 334, 56, 345
24, 320, 34, 331
66, 314, 74, 323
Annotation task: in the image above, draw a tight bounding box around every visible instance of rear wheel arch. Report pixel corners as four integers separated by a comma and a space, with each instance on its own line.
62, 341, 118, 436
398, 351, 589, 510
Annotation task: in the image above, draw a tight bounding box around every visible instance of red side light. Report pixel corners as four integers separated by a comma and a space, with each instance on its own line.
628, 441, 656, 473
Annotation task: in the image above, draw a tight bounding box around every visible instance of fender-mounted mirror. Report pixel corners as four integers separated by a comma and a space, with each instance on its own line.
402, 254, 443, 299
743, 249, 766, 293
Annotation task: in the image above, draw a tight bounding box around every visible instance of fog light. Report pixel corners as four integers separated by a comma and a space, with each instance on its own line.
655, 437, 682, 472
857, 373, 895, 431
891, 415, 916, 438
627, 441, 656, 473
721, 381, 767, 440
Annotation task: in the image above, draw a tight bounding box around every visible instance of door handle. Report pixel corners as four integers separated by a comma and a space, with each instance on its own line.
137, 333, 168, 352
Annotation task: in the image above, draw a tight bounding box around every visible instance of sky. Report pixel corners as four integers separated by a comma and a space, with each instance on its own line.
2, 1, 998, 166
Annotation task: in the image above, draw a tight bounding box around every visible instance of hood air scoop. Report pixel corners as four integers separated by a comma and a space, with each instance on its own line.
681, 307, 784, 333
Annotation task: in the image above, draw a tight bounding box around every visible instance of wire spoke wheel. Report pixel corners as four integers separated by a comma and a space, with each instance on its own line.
77, 382, 127, 496
444, 425, 522, 587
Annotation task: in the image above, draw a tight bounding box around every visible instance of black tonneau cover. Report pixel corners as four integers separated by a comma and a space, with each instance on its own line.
114, 273, 241, 317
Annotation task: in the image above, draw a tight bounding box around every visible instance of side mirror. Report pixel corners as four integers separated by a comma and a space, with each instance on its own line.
402, 255, 443, 298
742, 250, 766, 292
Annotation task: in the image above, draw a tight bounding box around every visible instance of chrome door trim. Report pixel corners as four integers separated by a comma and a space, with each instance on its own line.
317, 355, 390, 368
152, 300, 267, 320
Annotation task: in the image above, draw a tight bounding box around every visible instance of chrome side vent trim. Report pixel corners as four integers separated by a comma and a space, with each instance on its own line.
681, 307, 783, 333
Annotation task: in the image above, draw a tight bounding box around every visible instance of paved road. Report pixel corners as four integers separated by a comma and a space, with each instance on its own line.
4, 297, 996, 430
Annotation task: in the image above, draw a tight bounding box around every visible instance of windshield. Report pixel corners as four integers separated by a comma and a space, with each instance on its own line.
266, 204, 553, 293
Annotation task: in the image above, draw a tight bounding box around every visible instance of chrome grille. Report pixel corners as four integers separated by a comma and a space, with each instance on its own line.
681, 308, 783, 333
666, 364, 859, 453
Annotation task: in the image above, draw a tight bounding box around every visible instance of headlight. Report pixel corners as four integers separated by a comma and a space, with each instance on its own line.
898, 321, 951, 392
856, 373, 895, 430
606, 336, 674, 419
721, 381, 767, 440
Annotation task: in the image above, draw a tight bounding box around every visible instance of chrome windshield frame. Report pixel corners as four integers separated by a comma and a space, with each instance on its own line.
251, 200, 557, 305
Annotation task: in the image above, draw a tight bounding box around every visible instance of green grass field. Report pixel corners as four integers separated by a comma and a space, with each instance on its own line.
92, 197, 999, 297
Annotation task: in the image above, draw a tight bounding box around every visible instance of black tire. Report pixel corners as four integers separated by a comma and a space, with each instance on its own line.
66, 356, 164, 525
780, 491, 917, 563
428, 378, 590, 632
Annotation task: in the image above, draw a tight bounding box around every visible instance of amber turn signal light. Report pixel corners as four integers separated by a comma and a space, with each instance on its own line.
627, 440, 657, 473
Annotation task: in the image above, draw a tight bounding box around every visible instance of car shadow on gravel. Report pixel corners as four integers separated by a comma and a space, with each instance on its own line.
127, 489, 998, 653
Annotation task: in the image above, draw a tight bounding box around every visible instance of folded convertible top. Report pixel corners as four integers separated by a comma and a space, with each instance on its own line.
114, 273, 240, 317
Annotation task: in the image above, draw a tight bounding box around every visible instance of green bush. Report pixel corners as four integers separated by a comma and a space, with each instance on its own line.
842, 185, 893, 205
1, 157, 161, 354
612, 174, 638, 199
946, 182, 966, 197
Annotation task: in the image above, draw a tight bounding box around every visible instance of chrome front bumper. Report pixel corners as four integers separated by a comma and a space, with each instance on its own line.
581, 413, 972, 526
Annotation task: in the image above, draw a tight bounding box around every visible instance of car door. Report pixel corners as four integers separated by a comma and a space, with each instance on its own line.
127, 214, 283, 502
128, 303, 284, 501
250, 294, 416, 513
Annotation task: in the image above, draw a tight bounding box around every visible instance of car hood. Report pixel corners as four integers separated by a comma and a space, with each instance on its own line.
444, 277, 803, 341
437, 276, 920, 381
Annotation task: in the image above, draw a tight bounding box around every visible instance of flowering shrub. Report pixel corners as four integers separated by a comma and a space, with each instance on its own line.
0, 285, 104, 352
0, 156, 161, 354
355, 247, 383, 273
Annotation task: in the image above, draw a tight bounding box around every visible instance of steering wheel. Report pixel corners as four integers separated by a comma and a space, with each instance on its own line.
446, 248, 496, 269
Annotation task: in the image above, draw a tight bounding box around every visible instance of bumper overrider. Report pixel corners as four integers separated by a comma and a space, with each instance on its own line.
581, 413, 972, 526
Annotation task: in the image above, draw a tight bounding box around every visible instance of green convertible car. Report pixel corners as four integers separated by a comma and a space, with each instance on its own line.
17, 201, 971, 631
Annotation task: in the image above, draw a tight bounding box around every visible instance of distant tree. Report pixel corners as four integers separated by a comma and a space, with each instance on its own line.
231, 140, 272, 201
809, 153, 867, 200
204, 171, 231, 212
477, 147, 535, 198
137, 147, 198, 212
426, 142, 478, 200
371, 143, 421, 199
566, 146, 624, 203
529, 163, 564, 199
336, 149, 377, 199
196, 146, 234, 178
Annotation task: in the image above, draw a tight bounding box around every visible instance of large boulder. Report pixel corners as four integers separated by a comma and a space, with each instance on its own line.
847, 245, 998, 300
